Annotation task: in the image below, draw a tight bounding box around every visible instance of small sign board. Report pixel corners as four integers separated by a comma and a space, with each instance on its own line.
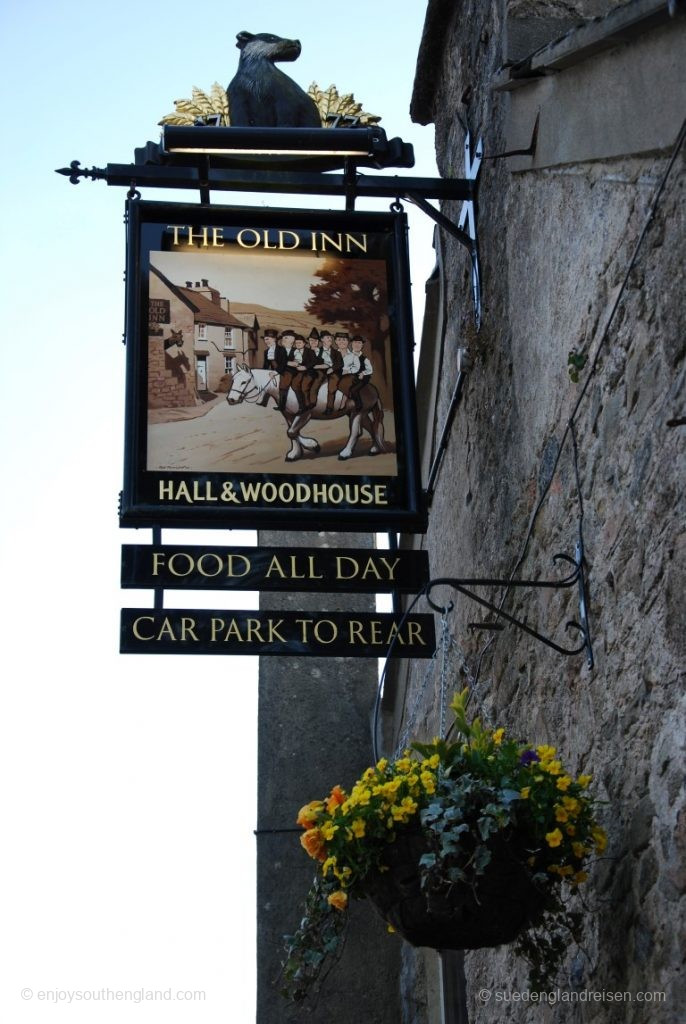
120, 200, 425, 532
121, 545, 429, 593
120, 609, 435, 658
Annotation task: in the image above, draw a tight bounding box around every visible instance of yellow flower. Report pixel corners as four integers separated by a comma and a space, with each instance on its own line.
537, 745, 557, 761
351, 818, 366, 838
321, 822, 338, 841
572, 870, 588, 885
326, 785, 346, 813
592, 826, 607, 854
546, 828, 563, 848
296, 800, 323, 829
386, 924, 396, 934
327, 890, 348, 911
492, 728, 505, 745
420, 771, 436, 794
376, 758, 388, 772
520, 787, 531, 800
322, 855, 337, 876
300, 828, 327, 861
427, 754, 441, 769
554, 805, 569, 823
572, 842, 587, 859
559, 865, 574, 877
566, 824, 576, 836
395, 758, 412, 773
542, 760, 562, 776
562, 796, 581, 814
556, 776, 572, 792
577, 774, 592, 788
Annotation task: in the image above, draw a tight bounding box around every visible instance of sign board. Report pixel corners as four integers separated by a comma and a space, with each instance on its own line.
121, 545, 429, 593
120, 609, 435, 657
120, 200, 425, 532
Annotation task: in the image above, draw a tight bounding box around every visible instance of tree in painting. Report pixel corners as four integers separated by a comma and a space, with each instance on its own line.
305, 259, 390, 387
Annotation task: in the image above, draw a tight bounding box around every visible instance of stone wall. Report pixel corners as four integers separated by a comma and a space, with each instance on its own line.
388, 2, 685, 1021
148, 336, 198, 409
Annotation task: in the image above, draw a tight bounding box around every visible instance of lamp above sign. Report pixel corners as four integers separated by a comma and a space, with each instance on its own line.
120, 200, 425, 532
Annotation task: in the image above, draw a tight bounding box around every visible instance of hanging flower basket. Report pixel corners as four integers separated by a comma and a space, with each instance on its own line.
281, 689, 606, 1003
363, 829, 547, 950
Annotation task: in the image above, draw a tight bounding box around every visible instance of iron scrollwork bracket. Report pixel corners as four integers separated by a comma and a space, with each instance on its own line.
424, 548, 594, 664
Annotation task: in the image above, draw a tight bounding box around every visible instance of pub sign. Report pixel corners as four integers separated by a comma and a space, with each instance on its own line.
120, 200, 425, 531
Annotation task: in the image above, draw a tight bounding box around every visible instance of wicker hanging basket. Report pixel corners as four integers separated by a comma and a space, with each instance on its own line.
363, 831, 547, 950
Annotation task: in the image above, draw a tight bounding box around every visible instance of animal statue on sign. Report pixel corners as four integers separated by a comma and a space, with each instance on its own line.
227, 32, 322, 128
226, 366, 387, 462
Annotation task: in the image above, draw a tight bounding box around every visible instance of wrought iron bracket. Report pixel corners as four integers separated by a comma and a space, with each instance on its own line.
423, 548, 593, 661
56, 160, 106, 185
405, 132, 482, 329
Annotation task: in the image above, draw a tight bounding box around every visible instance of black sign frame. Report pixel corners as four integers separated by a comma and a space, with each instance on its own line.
120, 199, 426, 532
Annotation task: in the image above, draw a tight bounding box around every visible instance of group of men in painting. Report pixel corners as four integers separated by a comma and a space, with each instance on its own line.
262, 328, 374, 414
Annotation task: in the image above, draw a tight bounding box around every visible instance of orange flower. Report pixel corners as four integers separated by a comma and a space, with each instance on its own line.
326, 785, 346, 814
300, 828, 327, 861
327, 890, 348, 911
296, 800, 323, 829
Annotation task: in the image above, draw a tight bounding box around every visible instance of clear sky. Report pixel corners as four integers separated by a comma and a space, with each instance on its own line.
0, 2, 436, 1020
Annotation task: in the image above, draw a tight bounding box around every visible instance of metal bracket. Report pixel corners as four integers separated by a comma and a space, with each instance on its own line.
423, 548, 593, 659
404, 132, 483, 329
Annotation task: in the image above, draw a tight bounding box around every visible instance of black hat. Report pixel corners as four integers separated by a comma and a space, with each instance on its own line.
280, 328, 296, 338
334, 331, 350, 340
351, 335, 365, 344
264, 328, 278, 338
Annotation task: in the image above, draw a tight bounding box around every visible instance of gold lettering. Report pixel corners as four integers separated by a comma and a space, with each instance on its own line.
278, 230, 300, 249
296, 618, 313, 641
152, 552, 166, 576
335, 556, 358, 580
265, 555, 287, 579
211, 617, 226, 642
345, 233, 367, 253
374, 485, 388, 505
132, 616, 155, 641
187, 226, 209, 247
370, 620, 382, 645
348, 620, 365, 644
263, 230, 277, 250
180, 617, 199, 641
168, 552, 194, 577
313, 619, 338, 644
227, 554, 251, 578
237, 228, 260, 248
288, 556, 306, 580
386, 622, 405, 645
197, 553, 223, 577
175, 481, 192, 502
267, 619, 286, 642
379, 556, 400, 580
167, 225, 184, 246
360, 557, 382, 581
407, 621, 427, 646
320, 232, 343, 252
246, 618, 265, 642
223, 618, 245, 642
211, 227, 224, 247
307, 555, 324, 580
157, 617, 177, 640
159, 480, 174, 499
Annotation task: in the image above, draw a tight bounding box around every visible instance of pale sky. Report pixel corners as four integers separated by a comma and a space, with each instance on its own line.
0, 2, 436, 1021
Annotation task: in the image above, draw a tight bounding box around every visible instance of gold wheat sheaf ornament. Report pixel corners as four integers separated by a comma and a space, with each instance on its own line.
158, 83, 380, 127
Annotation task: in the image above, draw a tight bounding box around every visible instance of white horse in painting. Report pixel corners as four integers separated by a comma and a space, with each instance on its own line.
226, 365, 387, 463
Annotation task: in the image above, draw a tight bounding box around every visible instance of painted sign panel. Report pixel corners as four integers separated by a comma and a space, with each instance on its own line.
120, 609, 436, 657
121, 545, 430, 593
120, 200, 425, 531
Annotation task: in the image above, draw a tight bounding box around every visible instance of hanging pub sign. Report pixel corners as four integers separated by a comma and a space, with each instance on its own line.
120, 200, 425, 532
121, 544, 430, 593
120, 608, 435, 658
